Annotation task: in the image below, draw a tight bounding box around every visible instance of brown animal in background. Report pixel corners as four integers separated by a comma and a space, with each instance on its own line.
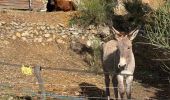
55, 0, 76, 11
102, 27, 140, 100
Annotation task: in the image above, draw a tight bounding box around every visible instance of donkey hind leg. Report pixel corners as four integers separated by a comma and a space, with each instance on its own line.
104, 74, 111, 100
126, 75, 133, 99
117, 75, 125, 100
112, 75, 118, 99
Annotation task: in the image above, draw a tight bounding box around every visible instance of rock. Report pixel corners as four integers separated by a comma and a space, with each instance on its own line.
52, 34, 56, 39
5, 27, 11, 30
58, 23, 65, 27
30, 34, 34, 38
71, 31, 79, 35
113, 0, 128, 16
21, 37, 27, 41
44, 34, 51, 38
10, 21, 18, 26
81, 36, 85, 40
34, 37, 43, 43
47, 26, 50, 30
21, 23, 26, 26
87, 25, 95, 30
44, 30, 48, 33
16, 32, 21, 38
38, 22, 45, 26
27, 27, 33, 31
22, 31, 29, 37
33, 30, 39, 35
62, 35, 67, 38
8, 96, 14, 100
70, 41, 89, 54
56, 39, 65, 44
3, 40, 9, 45
90, 29, 98, 34
12, 35, 17, 40
98, 25, 110, 36
46, 38, 53, 42
86, 40, 92, 47
50, 25, 55, 29
16, 29, 23, 32
69, 27, 76, 31
41, 26, 46, 30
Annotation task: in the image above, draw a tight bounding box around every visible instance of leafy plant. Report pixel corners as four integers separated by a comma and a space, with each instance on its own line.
70, 0, 115, 26
145, 2, 170, 74
86, 37, 102, 73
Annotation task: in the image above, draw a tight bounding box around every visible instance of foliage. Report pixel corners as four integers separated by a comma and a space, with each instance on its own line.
86, 37, 102, 73
145, 2, 170, 74
70, 0, 115, 26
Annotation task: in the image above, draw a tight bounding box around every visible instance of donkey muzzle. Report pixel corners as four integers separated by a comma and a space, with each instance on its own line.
118, 64, 127, 70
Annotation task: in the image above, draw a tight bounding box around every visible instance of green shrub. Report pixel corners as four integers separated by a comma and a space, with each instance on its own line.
86, 37, 102, 74
70, 0, 115, 26
145, 3, 170, 49
145, 2, 170, 74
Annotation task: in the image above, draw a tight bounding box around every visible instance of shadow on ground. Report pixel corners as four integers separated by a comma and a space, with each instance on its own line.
79, 82, 106, 100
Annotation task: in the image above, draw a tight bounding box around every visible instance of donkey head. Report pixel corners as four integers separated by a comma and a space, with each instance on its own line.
111, 27, 139, 71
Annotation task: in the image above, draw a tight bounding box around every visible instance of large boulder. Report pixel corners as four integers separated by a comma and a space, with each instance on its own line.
113, 0, 166, 16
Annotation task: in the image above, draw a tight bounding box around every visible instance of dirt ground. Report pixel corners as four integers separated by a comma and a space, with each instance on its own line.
0, 10, 169, 100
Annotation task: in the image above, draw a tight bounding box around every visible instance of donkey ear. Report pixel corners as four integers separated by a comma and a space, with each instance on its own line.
111, 27, 122, 40
128, 27, 140, 40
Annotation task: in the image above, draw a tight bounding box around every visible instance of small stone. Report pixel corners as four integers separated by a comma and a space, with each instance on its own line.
52, 35, 56, 39
46, 38, 53, 42
3, 40, 9, 45
62, 35, 67, 38
86, 40, 92, 47
27, 27, 32, 31
10, 21, 18, 26
30, 34, 34, 38
44, 34, 51, 38
16, 32, 21, 38
69, 27, 76, 31
44, 30, 48, 33
87, 25, 95, 30
56, 39, 65, 44
12, 35, 17, 40
41, 26, 46, 30
58, 23, 65, 27
34, 37, 43, 43
21, 23, 26, 26
47, 26, 50, 30
75, 91, 80, 96
41, 43, 45, 45
37, 37, 43, 43
8, 96, 14, 100
71, 31, 79, 35
22, 31, 29, 37
90, 29, 98, 34
81, 36, 85, 40
21, 37, 27, 41
50, 25, 55, 29
16, 29, 23, 32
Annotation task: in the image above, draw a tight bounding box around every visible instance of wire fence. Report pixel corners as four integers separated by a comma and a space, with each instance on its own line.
0, 61, 170, 100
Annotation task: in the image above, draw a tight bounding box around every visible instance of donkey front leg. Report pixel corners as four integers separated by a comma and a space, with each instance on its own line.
126, 75, 133, 99
117, 75, 125, 100
112, 75, 118, 99
104, 74, 111, 100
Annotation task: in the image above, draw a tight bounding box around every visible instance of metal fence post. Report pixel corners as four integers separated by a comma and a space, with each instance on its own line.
34, 66, 46, 100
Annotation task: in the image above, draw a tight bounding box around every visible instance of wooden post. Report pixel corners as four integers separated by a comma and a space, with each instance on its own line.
28, 0, 32, 10
34, 66, 46, 100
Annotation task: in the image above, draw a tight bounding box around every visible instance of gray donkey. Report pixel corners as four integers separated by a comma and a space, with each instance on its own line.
102, 27, 139, 100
